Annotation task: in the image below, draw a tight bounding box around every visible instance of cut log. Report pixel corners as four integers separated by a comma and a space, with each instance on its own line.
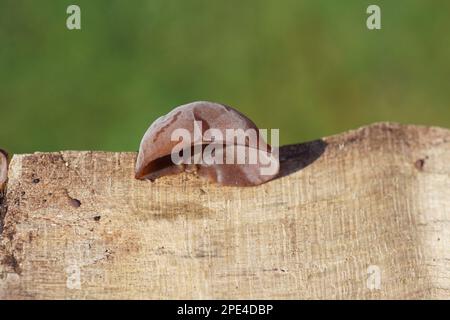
0, 122, 449, 299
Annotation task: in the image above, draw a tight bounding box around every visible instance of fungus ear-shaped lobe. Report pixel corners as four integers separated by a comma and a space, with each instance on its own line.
195, 145, 280, 186
0, 149, 8, 190
135, 101, 279, 186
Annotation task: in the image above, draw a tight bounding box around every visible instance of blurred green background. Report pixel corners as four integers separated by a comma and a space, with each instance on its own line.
1, 0, 449, 153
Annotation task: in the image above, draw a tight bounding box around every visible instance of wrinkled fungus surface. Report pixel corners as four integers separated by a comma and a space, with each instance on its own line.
135, 101, 279, 186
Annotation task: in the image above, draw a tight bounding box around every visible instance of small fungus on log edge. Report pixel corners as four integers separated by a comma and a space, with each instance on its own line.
0, 149, 8, 191
135, 101, 280, 186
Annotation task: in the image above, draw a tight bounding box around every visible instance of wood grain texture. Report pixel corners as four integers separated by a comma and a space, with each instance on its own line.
0, 122, 449, 299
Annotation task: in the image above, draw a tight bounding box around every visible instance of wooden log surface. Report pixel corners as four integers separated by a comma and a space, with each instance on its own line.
0, 122, 449, 299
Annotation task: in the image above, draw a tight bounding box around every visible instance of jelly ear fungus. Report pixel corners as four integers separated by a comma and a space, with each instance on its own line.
135, 101, 279, 186
0, 149, 8, 192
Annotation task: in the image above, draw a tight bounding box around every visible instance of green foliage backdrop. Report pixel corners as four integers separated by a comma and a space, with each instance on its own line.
1, 0, 449, 153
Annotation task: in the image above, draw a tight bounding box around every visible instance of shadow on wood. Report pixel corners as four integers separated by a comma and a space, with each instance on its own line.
276, 139, 327, 179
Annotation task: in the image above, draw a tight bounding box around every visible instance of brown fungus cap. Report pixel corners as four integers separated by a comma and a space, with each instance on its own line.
0, 149, 8, 191
135, 101, 279, 186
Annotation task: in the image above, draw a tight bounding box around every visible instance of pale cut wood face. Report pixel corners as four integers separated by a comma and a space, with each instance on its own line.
0, 123, 449, 299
